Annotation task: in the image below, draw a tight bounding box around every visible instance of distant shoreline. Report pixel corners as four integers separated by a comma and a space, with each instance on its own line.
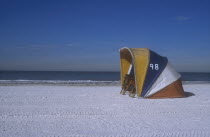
0, 80, 210, 86
0, 80, 120, 86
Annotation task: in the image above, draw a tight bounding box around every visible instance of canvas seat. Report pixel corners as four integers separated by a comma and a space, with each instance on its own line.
120, 74, 136, 97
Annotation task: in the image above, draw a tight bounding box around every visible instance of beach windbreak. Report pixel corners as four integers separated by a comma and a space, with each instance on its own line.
120, 47, 185, 99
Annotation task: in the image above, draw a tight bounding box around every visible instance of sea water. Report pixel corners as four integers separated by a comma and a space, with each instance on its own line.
0, 71, 210, 84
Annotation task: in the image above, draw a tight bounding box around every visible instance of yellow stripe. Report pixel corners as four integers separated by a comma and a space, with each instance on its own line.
129, 48, 149, 97
120, 48, 149, 97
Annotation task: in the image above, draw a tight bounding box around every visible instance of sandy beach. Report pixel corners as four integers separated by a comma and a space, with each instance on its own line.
0, 83, 210, 137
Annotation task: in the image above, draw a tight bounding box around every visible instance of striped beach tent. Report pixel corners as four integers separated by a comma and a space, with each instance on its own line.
119, 47, 185, 99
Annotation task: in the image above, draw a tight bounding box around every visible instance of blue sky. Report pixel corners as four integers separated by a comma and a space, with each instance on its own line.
0, 0, 209, 72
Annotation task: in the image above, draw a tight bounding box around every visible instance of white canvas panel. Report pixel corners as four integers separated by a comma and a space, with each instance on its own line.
127, 64, 132, 74
145, 62, 181, 97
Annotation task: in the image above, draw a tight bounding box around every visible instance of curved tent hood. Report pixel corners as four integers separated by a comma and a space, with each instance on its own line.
119, 47, 185, 99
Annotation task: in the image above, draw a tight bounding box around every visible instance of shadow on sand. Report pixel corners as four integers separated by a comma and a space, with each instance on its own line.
184, 91, 195, 98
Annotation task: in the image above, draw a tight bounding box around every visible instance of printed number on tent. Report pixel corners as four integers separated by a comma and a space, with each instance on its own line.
150, 64, 159, 70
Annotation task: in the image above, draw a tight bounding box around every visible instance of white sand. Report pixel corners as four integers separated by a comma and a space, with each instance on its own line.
0, 84, 210, 137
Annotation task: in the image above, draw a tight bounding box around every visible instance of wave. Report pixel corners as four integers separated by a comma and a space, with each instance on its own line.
0, 80, 209, 85
0, 80, 121, 85
182, 81, 210, 84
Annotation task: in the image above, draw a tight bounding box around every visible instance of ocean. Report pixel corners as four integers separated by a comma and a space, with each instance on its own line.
0, 71, 210, 84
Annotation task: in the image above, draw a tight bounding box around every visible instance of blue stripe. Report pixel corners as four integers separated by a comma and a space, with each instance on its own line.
141, 50, 168, 97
